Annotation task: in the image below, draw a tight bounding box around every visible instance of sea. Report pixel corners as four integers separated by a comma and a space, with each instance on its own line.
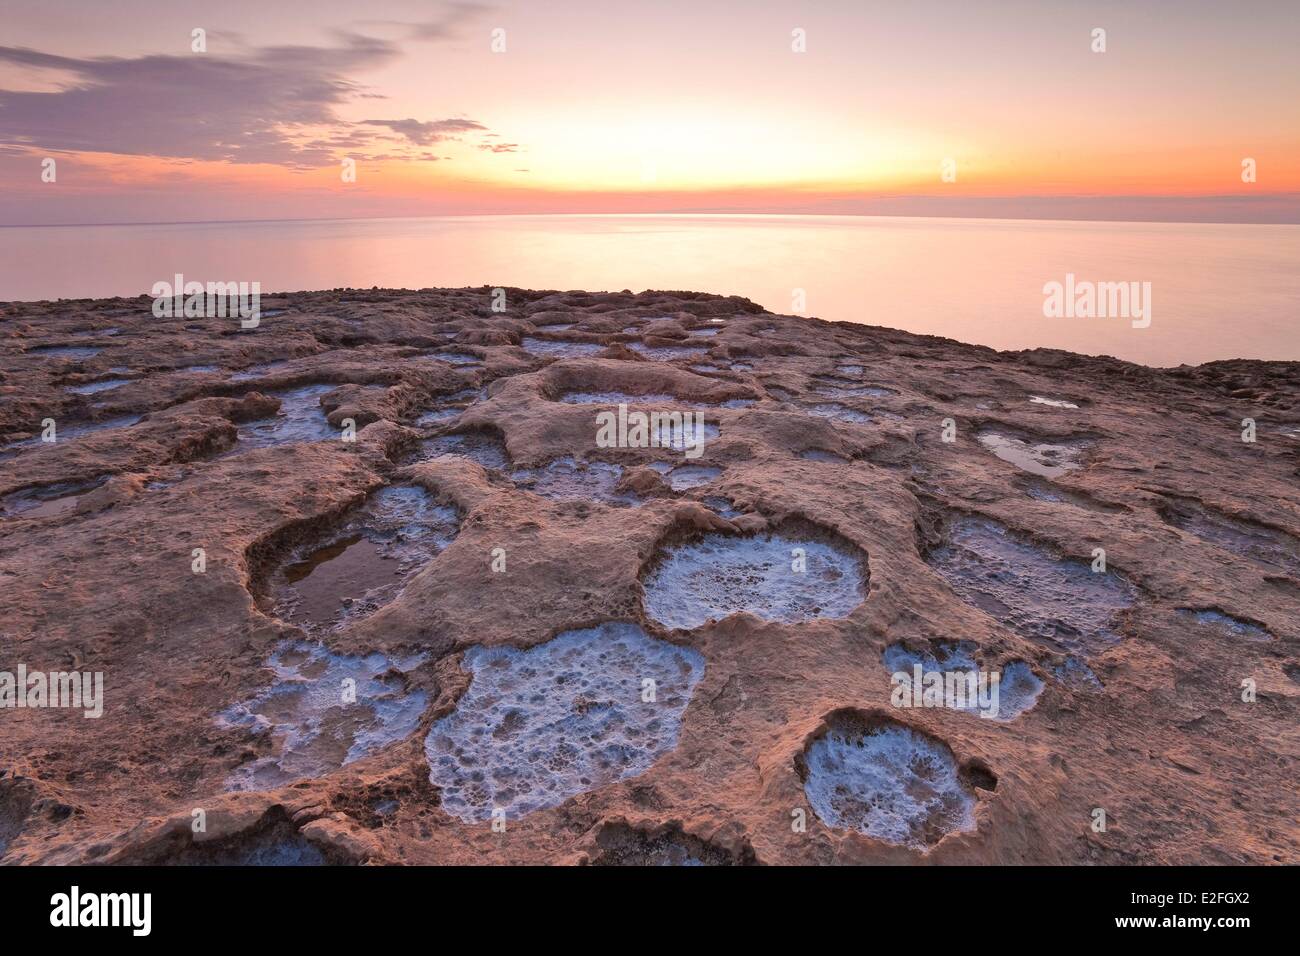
2, 214, 1296, 367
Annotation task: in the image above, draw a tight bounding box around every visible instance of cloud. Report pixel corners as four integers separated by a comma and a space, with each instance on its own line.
360, 118, 486, 146
359, 2, 494, 42
0, 11, 510, 168
478, 142, 520, 153
0, 36, 380, 167
408, 3, 496, 41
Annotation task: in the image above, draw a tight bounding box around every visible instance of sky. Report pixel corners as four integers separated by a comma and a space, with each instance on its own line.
0, 0, 1297, 225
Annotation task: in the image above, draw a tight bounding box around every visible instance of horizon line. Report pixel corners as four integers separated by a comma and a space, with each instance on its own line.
3, 209, 1298, 230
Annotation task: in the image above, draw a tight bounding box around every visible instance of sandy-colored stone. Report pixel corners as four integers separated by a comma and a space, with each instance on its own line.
0, 286, 1296, 865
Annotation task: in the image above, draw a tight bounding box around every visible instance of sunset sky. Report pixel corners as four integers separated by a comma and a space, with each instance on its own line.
1, 0, 1297, 225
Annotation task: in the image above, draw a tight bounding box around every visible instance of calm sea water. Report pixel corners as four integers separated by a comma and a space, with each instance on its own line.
1, 214, 1296, 367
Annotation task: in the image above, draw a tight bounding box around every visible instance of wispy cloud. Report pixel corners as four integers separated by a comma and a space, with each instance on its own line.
0, 5, 510, 168
369, 2, 496, 42
361, 118, 486, 146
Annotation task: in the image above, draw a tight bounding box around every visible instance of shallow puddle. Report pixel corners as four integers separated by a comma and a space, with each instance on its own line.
802, 715, 977, 849
415, 430, 510, 470
522, 337, 604, 358
510, 457, 640, 505
1053, 655, 1103, 690
628, 342, 709, 361
808, 403, 874, 424
885, 639, 979, 672
219, 641, 428, 791
800, 449, 848, 462
1178, 608, 1272, 642
272, 485, 459, 631
230, 360, 288, 381
701, 496, 742, 518
61, 415, 142, 440
561, 391, 675, 405
642, 527, 866, 630
1, 478, 106, 520
1160, 499, 1300, 577
1, 415, 141, 457
927, 516, 1133, 653
281, 537, 397, 626
812, 384, 891, 400
660, 464, 721, 491
445, 386, 487, 403
31, 345, 102, 359
413, 387, 485, 426
425, 622, 705, 822
65, 378, 130, 395
416, 408, 461, 426
237, 384, 337, 450
882, 642, 1043, 721
647, 419, 720, 453
812, 377, 894, 399
424, 351, 482, 366
1022, 478, 1122, 512
977, 431, 1086, 479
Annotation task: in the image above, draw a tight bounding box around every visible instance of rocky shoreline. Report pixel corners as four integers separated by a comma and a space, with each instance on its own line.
1, 287, 1297, 865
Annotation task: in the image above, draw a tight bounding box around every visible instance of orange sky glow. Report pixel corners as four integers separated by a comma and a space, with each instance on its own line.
1, 0, 1296, 224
